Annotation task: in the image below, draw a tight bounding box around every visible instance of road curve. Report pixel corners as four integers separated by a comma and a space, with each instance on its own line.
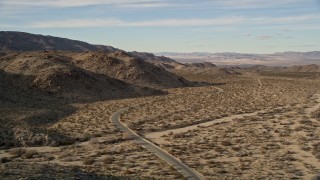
110, 107, 205, 180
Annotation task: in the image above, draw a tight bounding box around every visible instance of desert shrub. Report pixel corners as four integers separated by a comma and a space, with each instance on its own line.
299, 119, 312, 125
312, 109, 320, 119
24, 150, 38, 159
89, 138, 99, 145
312, 174, 320, 180
124, 168, 134, 175
103, 156, 113, 164
312, 142, 320, 151
221, 140, 232, 146
9, 148, 26, 157
83, 157, 95, 165
172, 134, 183, 139
45, 155, 55, 161
1, 157, 10, 163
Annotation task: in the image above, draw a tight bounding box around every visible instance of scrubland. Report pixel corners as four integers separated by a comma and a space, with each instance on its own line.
1, 71, 320, 179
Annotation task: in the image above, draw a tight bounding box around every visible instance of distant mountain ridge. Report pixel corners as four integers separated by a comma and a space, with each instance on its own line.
0, 31, 118, 52
155, 51, 320, 66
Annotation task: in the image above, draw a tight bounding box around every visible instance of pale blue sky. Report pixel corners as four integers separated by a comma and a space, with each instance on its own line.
1, 0, 320, 53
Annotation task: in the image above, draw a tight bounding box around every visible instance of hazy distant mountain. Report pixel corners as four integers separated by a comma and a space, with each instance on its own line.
155, 52, 320, 66
0, 31, 118, 53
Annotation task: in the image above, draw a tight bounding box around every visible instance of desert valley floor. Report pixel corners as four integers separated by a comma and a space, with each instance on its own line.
1, 69, 320, 179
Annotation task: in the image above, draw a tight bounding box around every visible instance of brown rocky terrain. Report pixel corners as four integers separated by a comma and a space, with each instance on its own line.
184, 62, 217, 69
0, 51, 161, 101
70, 51, 190, 89
282, 64, 320, 72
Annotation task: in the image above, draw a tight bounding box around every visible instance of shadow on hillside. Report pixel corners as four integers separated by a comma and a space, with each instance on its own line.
191, 81, 226, 87
0, 70, 165, 148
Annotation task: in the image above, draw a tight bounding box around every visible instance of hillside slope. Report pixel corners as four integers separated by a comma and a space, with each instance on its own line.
0, 52, 161, 101
0, 31, 191, 89
282, 64, 320, 72
70, 51, 190, 89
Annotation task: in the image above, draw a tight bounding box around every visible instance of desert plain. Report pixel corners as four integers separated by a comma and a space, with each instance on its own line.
1, 67, 320, 179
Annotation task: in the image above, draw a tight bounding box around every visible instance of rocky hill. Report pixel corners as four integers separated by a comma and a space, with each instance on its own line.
0, 31, 191, 89
69, 51, 190, 89
0, 52, 161, 101
282, 64, 320, 72
129, 51, 176, 63
128, 51, 186, 70
184, 62, 217, 69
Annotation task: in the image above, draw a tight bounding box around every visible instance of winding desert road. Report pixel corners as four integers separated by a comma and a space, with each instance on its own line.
110, 107, 204, 180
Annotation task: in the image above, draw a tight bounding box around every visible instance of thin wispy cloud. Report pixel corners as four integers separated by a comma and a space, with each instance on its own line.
0, 24, 13, 28
280, 24, 320, 31
215, 0, 306, 9
241, 34, 251, 37
115, 1, 173, 8
257, 35, 273, 40
0, 0, 308, 9
289, 44, 319, 47
29, 17, 246, 28
30, 19, 125, 28
26, 14, 320, 28
0, 0, 308, 18
0, 0, 175, 17
256, 14, 320, 24
0, 0, 169, 8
